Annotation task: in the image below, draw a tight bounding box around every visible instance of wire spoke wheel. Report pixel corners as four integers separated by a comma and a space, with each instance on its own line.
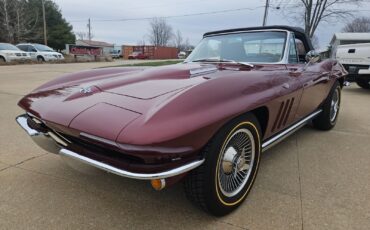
218, 128, 255, 197
330, 87, 340, 123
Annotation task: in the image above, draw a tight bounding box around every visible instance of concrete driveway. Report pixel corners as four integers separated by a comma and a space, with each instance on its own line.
0, 62, 369, 230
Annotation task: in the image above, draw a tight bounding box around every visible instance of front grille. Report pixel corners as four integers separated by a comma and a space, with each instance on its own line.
57, 132, 145, 165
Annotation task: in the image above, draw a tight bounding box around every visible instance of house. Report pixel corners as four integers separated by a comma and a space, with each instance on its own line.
76, 40, 114, 55
330, 33, 370, 57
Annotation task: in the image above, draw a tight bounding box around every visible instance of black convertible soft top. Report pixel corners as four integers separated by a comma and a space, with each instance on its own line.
203, 25, 314, 52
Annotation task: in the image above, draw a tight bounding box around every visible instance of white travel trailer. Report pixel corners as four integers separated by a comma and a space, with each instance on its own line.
336, 43, 370, 89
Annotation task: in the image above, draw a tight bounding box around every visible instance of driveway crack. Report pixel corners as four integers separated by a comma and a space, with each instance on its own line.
12, 153, 48, 167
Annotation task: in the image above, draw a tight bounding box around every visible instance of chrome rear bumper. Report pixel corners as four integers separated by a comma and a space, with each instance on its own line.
16, 114, 204, 180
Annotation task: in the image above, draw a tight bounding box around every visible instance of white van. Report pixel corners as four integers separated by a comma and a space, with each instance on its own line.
336, 43, 370, 89
16, 43, 64, 62
0, 43, 31, 63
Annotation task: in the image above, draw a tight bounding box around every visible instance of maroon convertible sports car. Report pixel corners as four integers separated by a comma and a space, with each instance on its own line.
16, 26, 347, 216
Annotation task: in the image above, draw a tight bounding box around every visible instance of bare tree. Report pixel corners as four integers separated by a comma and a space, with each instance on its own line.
148, 17, 173, 46
278, 0, 365, 38
75, 31, 87, 40
0, 0, 39, 43
342, 17, 370, 32
0, 0, 13, 42
137, 38, 146, 46
183, 38, 194, 50
75, 31, 94, 41
173, 30, 183, 49
311, 34, 320, 49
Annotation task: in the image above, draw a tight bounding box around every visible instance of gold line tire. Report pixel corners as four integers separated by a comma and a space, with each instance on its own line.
184, 113, 261, 216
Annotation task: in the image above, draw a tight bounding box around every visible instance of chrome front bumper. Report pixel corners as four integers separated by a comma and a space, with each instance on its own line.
16, 114, 204, 180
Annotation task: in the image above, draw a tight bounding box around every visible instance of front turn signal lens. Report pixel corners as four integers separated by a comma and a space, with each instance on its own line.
151, 179, 166, 191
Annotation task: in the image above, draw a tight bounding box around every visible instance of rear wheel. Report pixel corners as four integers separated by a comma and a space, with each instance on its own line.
184, 114, 261, 216
313, 81, 341, 130
356, 79, 370, 89
0, 56, 5, 63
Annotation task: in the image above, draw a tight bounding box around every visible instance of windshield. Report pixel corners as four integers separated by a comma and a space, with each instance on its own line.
185, 31, 287, 63
0, 43, 20, 51
34, 44, 54, 52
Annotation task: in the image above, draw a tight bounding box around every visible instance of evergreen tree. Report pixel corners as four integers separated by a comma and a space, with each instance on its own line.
0, 0, 75, 50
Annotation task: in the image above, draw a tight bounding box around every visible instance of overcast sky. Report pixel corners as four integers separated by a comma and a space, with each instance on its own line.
53, 0, 370, 49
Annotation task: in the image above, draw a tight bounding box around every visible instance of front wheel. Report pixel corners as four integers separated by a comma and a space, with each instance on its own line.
356, 79, 370, 89
37, 56, 45, 62
184, 114, 261, 216
313, 81, 341, 130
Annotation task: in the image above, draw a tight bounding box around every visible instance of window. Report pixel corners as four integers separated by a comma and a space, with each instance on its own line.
17, 45, 28, 52
0, 43, 20, 51
288, 35, 298, 63
34, 44, 54, 52
186, 31, 287, 63
28, 46, 37, 52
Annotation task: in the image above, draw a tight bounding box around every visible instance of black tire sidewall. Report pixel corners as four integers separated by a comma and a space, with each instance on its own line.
356, 79, 370, 89
202, 114, 261, 216
313, 81, 341, 130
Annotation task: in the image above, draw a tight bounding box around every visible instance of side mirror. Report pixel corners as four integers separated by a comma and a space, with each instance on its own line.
305, 50, 321, 64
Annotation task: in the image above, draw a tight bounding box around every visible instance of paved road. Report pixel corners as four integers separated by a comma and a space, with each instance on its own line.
0, 62, 369, 230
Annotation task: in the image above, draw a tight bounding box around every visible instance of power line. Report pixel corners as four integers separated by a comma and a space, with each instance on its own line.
263, 0, 270, 26
69, 6, 266, 23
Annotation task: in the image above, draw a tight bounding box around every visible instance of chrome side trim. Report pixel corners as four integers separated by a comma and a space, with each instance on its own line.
59, 148, 205, 180
189, 66, 218, 77
262, 110, 322, 152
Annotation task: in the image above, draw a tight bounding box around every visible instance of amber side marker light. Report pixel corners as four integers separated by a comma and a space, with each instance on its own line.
151, 179, 166, 191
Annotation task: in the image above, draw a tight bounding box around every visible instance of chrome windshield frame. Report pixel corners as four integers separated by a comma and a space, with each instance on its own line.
186, 29, 292, 65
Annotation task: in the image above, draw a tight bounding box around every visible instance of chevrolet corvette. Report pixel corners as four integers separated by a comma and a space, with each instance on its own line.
16, 26, 347, 216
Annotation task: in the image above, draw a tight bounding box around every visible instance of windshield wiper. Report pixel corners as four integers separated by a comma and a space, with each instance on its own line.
188, 58, 254, 67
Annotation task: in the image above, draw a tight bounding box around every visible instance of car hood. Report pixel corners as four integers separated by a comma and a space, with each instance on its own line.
18, 64, 234, 138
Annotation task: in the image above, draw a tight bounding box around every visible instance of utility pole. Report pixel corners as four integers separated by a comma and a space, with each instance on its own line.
87, 18, 92, 41
42, 0, 47, 45
262, 0, 270, 26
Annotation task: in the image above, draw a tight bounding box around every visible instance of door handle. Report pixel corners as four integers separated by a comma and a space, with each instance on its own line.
289, 71, 302, 77
282, 83, 290, 89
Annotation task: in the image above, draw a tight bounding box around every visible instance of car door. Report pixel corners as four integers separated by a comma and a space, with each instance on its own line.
266, 34, 304, 136
27, 45, 37, 59
293, 59, 332, 120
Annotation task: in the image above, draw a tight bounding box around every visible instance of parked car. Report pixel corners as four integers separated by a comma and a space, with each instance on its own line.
16, 26, 346, 216
336, 43, 370, 89
128, 51, 148, 59
110, 50, 121, 59
178, 51, 186, 59
16, 43, 64, 62
0, 43, 31, 63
